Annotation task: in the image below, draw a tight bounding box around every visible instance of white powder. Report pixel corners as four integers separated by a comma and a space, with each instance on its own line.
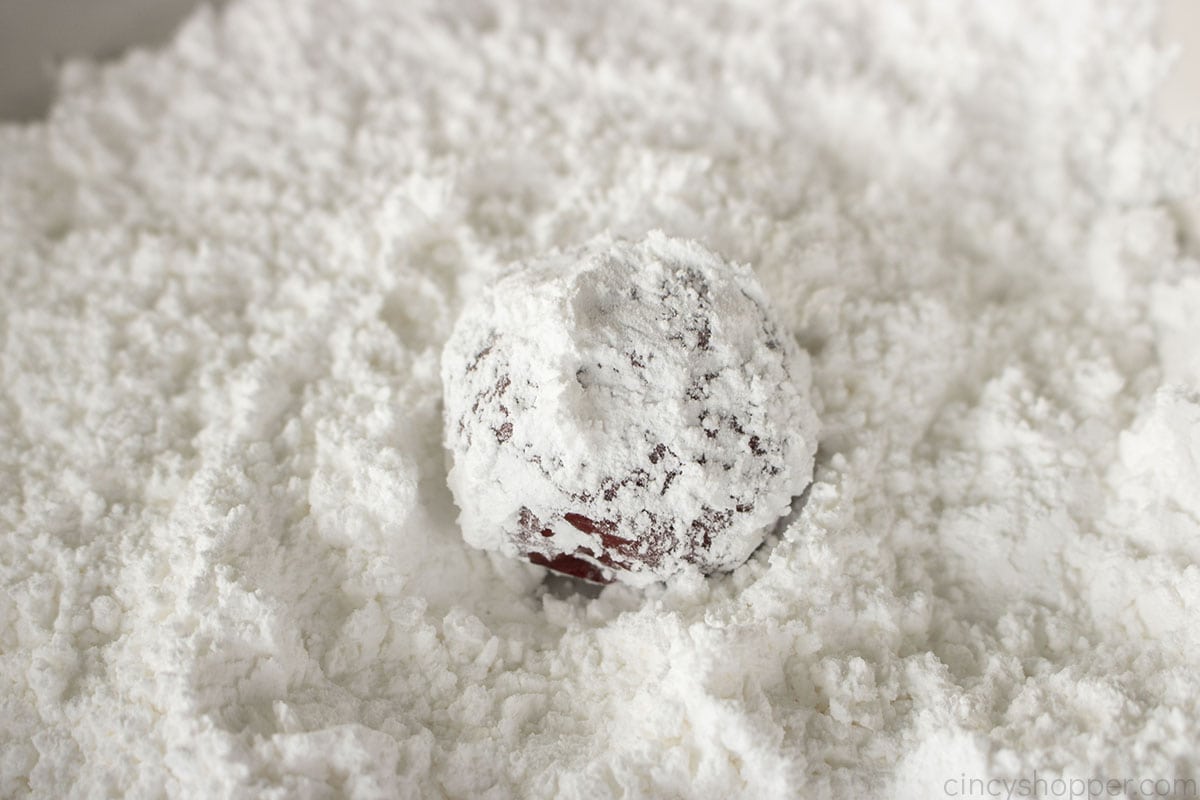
441, 232, 818, 586
0, 0, 1197, 798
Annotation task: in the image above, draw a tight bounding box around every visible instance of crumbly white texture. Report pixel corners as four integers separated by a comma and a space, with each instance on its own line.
442, 233, 818, 585
0, 0, 1197, 798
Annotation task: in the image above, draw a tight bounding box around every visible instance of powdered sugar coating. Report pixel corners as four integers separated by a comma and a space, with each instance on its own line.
442, 232, 819, 585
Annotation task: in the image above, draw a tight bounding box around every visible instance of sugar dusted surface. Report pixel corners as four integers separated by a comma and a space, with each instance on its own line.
0, 0, 1198, 798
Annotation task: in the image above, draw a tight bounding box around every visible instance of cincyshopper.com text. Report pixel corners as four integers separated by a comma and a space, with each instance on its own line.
942, 772, 1197, 799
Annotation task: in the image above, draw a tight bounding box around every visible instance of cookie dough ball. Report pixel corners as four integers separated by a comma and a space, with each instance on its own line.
442, 232, 819, 586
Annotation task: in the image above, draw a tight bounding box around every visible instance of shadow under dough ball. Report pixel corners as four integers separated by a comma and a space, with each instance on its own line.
442, 232, 820, 587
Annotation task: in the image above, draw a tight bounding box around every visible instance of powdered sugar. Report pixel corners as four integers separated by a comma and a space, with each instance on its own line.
442, 232, 817, 585
0, 0, 1197, 797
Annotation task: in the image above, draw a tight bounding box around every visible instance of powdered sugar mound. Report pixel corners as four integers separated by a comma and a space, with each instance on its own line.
442, 233, 818, 585
1, 0, 1197, 798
